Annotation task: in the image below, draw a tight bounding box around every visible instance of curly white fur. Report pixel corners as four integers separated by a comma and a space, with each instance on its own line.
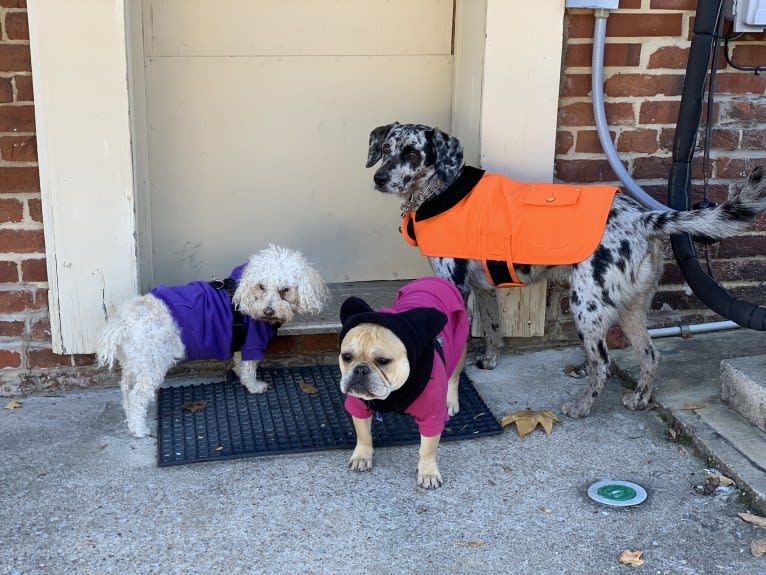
97, 244, 329, 438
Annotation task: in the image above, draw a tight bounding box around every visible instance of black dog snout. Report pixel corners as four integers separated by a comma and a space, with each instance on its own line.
263, 307, 275, 317
353, 364, 371, 377
373, 172, 390, 187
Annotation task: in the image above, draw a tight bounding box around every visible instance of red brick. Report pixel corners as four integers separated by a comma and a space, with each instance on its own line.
0, 260, 18, 282
566, 43, 641, 68
616, 129, 659, 153
567, 14, 595, 40
13, 75, 32, 101
575, 129, 612, 153
633, 155, 673, 179
0, 167, 39, 193
555, 158, 618, 182
648, 46, 689, 69
20, 258, 46, 282
619, 0, 642, 9
5, 11, 28, 40
27, 197, 41, 221
742, 129, 766, 150
726, 100, 766, 122
560, 74, 591, 98
29, 317, 50, 340
556, 130, 574, 155
0, 44, 31, 72
607, 13, 683, 37
0, 104, 34, 132
559, 101, 634, 128
0, 1, 27, 7
0, 228, 45, 253
0, 348, 21, 368
708, 128, 740, 150
0, 135, 36, 161
27, 347, 72, 368
0, 319, 23, 337
715, 158, 765, 179
714, 73, 766, 94
0, 77, 11, 103
0, 288, 34, 313
730, 44, 766, 68
650, 0, 698, 9
639, 100, 681, 124
72, 354, 96, 367
658, 127, 676, 150
718, 234, 766, 258
0, 197, 23, 222
604, 73, 683, 97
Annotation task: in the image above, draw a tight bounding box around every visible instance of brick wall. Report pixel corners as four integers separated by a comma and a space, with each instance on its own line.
549, 0, 766, 340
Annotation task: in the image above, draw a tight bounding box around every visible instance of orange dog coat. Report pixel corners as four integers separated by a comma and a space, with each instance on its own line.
401, 167, 620, 287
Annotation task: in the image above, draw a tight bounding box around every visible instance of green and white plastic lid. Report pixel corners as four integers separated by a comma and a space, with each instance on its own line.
587, 480, 647, 507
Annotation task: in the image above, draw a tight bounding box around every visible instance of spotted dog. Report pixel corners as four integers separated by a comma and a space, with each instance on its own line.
366, 122, 766, 417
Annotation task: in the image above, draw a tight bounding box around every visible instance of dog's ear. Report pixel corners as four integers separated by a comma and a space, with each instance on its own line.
340, 296, 374, 324
296, 263, 329, 315
366, 123, 398, 168
399, 308, 448, 341
425, 128, 463, 184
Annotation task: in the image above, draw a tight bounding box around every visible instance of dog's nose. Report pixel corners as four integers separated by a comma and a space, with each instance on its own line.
373, 172, 390, 187
353, 364, 371, 377
263, 307, 275, 317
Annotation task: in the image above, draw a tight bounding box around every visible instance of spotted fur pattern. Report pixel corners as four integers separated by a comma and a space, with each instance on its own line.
367, 122, 766, 417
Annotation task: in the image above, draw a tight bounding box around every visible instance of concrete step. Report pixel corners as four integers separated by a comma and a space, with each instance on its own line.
720, 354, 766, 433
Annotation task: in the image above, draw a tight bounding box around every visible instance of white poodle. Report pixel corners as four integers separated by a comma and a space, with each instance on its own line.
97, 244, 329, 437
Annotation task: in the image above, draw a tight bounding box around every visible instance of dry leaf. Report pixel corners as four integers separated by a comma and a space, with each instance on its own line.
739, 512, 766, 529
751, 538, 766, 557
4, 400, 22, 410
181, 400, 208, 412
501, 409, 560, 438
213, 446, 224, 452
452, 540, 484, 547
539, 507, 552, 514
501, 464, 512, 473
682, 402, 706, 411
618, 549, 644, 566
298, 380, 319, 394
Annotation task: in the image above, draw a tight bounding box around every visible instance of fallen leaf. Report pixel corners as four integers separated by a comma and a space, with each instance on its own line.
751, 538, 766, 557
213, 446, 224, 452
618, 549, 644, 566
501, 409, 560, 438
539, 507, 552, 514
181, 400, 208, 412
702, 475, 720, 496
452, 540, 485, 547
4, 400, 22, 410
739, 512, 766, 529
501, 464, 512, 473
298, 380, 319, 394
682, 402, 706, 411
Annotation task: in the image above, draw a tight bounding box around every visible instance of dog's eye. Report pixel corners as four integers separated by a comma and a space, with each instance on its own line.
341, 352, 353, 363
375, 357, 392, 367
279, 287, 290, 296
406, 150, 420, 161
382, 144, 391, 155
257, 283, 265, 291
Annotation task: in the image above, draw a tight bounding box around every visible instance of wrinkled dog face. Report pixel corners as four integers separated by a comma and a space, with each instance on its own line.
339, 324, 410, 401
365, 122, 464, 199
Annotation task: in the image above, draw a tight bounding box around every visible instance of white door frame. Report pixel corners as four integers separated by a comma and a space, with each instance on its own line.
27, 0, 564, 353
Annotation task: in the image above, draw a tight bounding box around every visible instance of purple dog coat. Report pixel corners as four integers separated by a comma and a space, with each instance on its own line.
342, 276, 469, 437
150, 264, 276, 362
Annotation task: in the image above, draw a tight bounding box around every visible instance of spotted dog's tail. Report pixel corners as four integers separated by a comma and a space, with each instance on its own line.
640, 166, 766, 240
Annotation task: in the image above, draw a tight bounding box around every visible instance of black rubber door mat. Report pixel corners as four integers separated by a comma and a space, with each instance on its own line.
157, 365, 502, 467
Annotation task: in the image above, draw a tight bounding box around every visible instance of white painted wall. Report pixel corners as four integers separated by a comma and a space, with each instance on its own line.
28, 0, 138, 354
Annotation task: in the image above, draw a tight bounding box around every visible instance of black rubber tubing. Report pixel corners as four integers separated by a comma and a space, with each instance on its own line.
667, 0, 766, 330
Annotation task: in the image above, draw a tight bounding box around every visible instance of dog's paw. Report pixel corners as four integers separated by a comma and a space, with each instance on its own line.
475, 353, 497, 370
622, 391, 650, 411
447, 400, 460, 417
417, 462, 443, 489
241, 379, 268, 394
560, 399, 592, 419
128, 425, 151, 438
348, 447, 374, 472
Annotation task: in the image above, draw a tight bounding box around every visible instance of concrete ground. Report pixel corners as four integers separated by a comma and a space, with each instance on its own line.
2, 329, 766, 575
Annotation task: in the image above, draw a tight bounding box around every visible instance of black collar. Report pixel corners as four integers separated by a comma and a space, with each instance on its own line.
415, 166, 485, 221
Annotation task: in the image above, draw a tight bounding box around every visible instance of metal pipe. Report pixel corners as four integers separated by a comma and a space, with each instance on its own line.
648, 320, 739, 339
